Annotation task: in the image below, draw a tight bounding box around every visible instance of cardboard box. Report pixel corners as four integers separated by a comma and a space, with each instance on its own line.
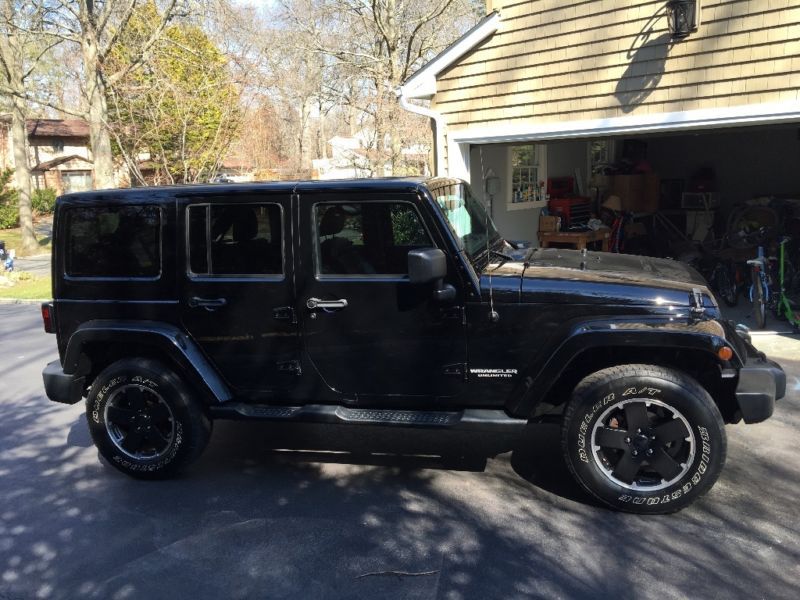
641, 173, 660, 214
539, 215, 561, 232
611, 173, 660, 213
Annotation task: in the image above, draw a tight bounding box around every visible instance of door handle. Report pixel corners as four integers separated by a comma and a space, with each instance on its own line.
306, 297, 348, 310
188, 296, 228, 311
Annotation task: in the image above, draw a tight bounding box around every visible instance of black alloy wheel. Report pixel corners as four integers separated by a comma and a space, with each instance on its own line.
104, 384, 175, 460
590, 398, 694, 491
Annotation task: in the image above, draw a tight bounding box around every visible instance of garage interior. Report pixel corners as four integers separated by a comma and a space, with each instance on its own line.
469, 124, 800, 329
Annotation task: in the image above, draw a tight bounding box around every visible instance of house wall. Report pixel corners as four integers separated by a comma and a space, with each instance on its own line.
468, 139, 591, 243
29, 139, 90, 165
0, 125, 10, 170
434, 0, 800, 130
547, 140, 587, 189
470, 144, 541, 242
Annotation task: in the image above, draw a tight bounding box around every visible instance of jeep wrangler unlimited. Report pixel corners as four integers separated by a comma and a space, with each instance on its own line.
42, 177, 785, 514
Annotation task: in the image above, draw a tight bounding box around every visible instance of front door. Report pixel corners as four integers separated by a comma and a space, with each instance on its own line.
297, 193, 467, 404
179, 194, 300, 398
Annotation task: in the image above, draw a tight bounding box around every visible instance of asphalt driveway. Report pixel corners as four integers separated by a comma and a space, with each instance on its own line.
1, 304, 798, 599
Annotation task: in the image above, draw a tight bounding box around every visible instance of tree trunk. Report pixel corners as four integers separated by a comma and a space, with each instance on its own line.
0, 4, 36, 253
10, 97, 37, 255
82, 31, 115, 189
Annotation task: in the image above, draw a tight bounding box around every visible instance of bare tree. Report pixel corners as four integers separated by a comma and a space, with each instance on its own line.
38, 0, 180, 189
279, 0, 479, 175
0, 1, 59, 253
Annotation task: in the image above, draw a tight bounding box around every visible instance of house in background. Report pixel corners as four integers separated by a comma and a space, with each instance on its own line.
0, 116, 94, 194
399, 0, 800, 244
312, 130, 432, 180
313, 134, 374, 180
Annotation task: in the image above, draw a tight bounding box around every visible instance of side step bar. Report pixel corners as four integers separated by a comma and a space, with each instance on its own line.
209, 403, 527, 432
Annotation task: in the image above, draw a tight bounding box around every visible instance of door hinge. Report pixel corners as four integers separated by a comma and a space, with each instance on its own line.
273, 306, 296, 323
277, 360, 302, 375
442, 363, 467, 380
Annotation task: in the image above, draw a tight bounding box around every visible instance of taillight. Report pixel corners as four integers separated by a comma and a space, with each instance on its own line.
41, 302, 54, 333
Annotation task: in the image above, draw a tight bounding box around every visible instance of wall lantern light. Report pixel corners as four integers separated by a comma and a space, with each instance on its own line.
666, 0, 700, 39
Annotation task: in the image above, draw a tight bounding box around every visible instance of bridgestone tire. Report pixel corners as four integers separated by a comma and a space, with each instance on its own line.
86, 358, 212, 479
562, 364, 726, 514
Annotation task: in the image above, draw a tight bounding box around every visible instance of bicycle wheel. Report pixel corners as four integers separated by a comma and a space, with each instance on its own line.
751, 267, 767, 329
715, 263, 738, 307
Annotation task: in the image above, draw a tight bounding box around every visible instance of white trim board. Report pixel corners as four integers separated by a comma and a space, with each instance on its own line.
401, 11, 501, 100
449, 101, 800, 145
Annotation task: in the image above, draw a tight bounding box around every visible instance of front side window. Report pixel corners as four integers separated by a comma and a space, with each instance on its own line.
65, 205, 161, 278
188, 203, 282, 276
315, 202, 431, 275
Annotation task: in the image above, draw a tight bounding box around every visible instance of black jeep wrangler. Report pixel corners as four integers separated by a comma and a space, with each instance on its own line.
42, 177, 785, 514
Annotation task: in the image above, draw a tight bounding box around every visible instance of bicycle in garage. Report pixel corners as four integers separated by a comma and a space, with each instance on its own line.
747, 246, 771, 329
749, 237, 800, 331
773, 236, 800, 332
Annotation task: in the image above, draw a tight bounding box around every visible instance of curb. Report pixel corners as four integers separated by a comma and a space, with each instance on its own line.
0, 298, 49, 305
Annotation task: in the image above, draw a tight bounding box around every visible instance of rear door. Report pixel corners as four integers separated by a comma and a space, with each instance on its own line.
296, 191, 468, 404
179, 193, 300, 398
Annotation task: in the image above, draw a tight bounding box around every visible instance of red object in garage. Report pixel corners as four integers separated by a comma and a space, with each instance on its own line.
548, 197, 592, 230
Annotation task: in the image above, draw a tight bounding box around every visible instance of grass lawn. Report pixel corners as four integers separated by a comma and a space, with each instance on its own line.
0, 275, 52, 300
0, 226, 52, 257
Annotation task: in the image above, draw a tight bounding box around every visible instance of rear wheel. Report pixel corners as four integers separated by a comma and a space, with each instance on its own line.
86, 358, 212, 479
562, 364, 726, 514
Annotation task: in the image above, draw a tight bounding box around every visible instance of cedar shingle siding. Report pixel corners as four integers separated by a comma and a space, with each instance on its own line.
434, 0, 800, 128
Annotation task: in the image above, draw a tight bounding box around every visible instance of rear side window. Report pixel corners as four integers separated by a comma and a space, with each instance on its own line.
65, 205, 161, 278
187, 203, 283, 276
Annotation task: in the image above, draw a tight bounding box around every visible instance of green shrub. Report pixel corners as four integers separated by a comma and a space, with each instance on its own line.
0, 201, 18, 229
0, 169, 19, 229
31, 188, 57, 214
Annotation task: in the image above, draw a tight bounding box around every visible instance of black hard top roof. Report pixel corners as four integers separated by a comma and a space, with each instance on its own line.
57, 177, 460, 203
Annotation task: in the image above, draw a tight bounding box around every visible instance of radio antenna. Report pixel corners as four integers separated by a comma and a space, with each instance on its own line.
479, 146, 499, 323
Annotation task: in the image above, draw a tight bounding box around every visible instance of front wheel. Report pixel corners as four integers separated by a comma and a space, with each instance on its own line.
714, 263, 738, 307
562, 365, 726, 514
86, 358, 212, 479
751, 268, 767, 329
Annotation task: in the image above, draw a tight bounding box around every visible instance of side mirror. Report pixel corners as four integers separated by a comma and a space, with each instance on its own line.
408, 248, 456, 303
408, 248, 447, 284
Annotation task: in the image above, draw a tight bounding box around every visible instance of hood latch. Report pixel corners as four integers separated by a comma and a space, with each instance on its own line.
689, 287, 706, 320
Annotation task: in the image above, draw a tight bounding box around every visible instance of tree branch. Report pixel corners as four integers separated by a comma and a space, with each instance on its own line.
105, 0, 178, 84
97, 0, 137, 58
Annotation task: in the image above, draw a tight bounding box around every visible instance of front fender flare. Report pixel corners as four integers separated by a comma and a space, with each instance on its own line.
509, 319, 736, 417
64, 320, 232, 404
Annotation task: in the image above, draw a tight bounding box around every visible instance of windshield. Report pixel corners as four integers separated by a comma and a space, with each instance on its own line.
426, 178, 501, 262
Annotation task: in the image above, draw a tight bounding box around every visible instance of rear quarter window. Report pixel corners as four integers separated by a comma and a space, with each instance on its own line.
64, 205, 161, 278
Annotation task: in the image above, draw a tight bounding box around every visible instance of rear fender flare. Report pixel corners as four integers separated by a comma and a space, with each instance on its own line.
64, 320, 232, 404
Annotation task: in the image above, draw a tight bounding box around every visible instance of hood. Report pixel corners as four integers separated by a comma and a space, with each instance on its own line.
484, 248, 715, 307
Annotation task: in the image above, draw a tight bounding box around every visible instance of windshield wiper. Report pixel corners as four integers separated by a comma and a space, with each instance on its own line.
488, 249, 514, 261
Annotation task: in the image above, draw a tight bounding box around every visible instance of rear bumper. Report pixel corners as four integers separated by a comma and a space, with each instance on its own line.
43, 360, 85, 405
734, 357, 785, 424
